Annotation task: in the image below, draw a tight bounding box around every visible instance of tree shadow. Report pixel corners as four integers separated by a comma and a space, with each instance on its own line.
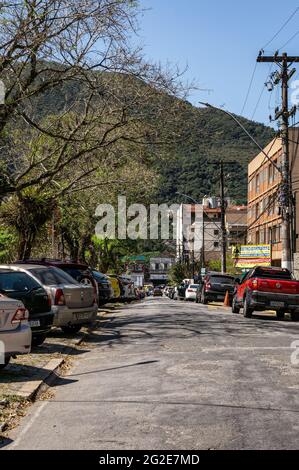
0, 362, 78, 386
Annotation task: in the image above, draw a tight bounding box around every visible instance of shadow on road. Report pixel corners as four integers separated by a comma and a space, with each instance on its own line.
82, 299, 299, 349
68, 360, 159, 377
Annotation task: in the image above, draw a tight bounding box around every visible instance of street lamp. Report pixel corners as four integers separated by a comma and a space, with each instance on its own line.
198, 102, 281, 173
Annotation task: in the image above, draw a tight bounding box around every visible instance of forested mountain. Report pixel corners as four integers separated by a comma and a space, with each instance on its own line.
19, 71, 275, 205
154, 104, 274, 204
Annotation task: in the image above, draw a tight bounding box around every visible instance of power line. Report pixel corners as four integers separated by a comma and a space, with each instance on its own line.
247, 134, 280, 186
251, 64, 273, 120
280, 29, 299, 50
262, 7, 299, 50
240, 62, 257, 116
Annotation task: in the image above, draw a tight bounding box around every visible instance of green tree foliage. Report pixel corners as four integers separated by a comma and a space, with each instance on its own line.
0, 228, 17, 262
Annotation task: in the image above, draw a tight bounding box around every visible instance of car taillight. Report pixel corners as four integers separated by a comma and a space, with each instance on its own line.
11, 307, 28, 324
54, 288, 65, 305
205, 283, 211, 290
187, 289, 192, 292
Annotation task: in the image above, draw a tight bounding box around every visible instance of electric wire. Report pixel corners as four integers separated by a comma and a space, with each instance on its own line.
262, 7, 299, 50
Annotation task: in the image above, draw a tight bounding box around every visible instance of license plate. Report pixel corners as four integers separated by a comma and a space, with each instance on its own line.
270, 301, 284, 308
29, 320, 40, 327
75, 312, 90, 320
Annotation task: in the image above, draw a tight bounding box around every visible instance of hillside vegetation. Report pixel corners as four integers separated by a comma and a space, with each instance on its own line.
26, 73, 274, 205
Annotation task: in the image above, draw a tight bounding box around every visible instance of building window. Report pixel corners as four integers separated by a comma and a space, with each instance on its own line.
268, 162, 276, 185
164, 263, 168, 270
255, 202, 259, 219
214, 242, 219, 248
268, 194, 274, 215
155, 263, 159, 270
214, 229, 219, 235
256, 231, 259, 244
260, 228, 264, 244
256, 173, 260, 193
268, 227, 272, 243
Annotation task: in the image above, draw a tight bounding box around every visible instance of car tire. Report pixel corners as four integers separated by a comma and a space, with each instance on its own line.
276, 309, 285, 320
32, 333, 47, 347
201, 291, 208, 304
61, 324, 82, 335
243, 296, 253, 318
0, 356, 11, 370
231, 296, 240, 314
290, 311, 299, 322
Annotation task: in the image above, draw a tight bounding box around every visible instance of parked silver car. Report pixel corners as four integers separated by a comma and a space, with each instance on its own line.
5, 265, 98, 334
0, 294, 31, 369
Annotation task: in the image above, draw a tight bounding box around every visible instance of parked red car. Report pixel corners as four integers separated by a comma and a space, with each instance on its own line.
232, 266, 299, 320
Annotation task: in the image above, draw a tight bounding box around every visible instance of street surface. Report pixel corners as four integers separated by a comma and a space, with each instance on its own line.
4, 297, 299, 450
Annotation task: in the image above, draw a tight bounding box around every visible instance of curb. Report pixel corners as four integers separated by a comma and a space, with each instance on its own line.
14, 331, 88, 401
0, 307, 120, 434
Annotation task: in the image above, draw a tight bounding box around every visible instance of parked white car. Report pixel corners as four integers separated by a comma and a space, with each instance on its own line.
0, 294, 31, 369
185, 284, 199, 301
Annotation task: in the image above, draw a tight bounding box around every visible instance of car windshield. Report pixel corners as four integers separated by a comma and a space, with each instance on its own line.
59, 267, 91, 282
253, 268, 293, 280
29, 267, 78, 285
0, 271, 40, 292
210, 276, 235, 284
190, 284, 199, 288
92, 271, 107, 281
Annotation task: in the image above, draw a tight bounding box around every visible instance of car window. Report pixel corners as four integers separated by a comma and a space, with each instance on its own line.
210, 276, 234, 284
92, 271, 107, 281
29, 267, 78, 285
252, 268, 293, 280
59, 267, 91, 281
0, 271, 40, 292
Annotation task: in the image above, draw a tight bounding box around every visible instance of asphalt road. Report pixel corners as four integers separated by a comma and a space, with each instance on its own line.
4, 297, 299, 450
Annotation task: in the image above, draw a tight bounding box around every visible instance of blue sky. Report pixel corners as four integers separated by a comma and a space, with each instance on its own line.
137, 0, 299, 126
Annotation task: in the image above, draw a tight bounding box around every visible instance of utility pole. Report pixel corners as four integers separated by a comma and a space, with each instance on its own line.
257, 52, 299, 270
220, 161, 227, 273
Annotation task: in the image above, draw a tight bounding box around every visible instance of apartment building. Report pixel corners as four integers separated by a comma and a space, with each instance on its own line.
247, 128, 299, 267
149, 256, 176, 285
226, 205, 247, 248
176, 198, 246, 264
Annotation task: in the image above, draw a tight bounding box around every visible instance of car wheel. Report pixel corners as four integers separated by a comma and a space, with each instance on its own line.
61, 324, 82, 335
290, 311, 299, 322
201, 291, 208, 304
32, 333, 47, 347
231, 296, 240, 314
276, 309, 285, 320
0, 356, 11, 370
243, 296, 253, 318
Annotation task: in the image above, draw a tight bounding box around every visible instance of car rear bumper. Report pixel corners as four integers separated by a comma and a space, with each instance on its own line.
185, 292, 197, 300
205, 289, 233, 300
30, 311, 54, 334
98, 287, 112, 301
0, 323, 32, 357
250, 290, 299, 311
52, 304, 98, 327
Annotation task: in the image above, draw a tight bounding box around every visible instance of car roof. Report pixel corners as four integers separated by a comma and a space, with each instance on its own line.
0, 264, 51, 270
14, 259, 89, 269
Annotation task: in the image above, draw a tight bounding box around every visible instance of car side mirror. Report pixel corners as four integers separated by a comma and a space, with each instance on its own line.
235, 278, 241, 284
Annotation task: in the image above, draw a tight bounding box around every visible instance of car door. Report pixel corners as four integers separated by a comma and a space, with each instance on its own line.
236, 270, 252, 303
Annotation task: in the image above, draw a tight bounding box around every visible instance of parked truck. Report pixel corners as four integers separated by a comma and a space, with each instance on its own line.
232, 266, 299, 321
